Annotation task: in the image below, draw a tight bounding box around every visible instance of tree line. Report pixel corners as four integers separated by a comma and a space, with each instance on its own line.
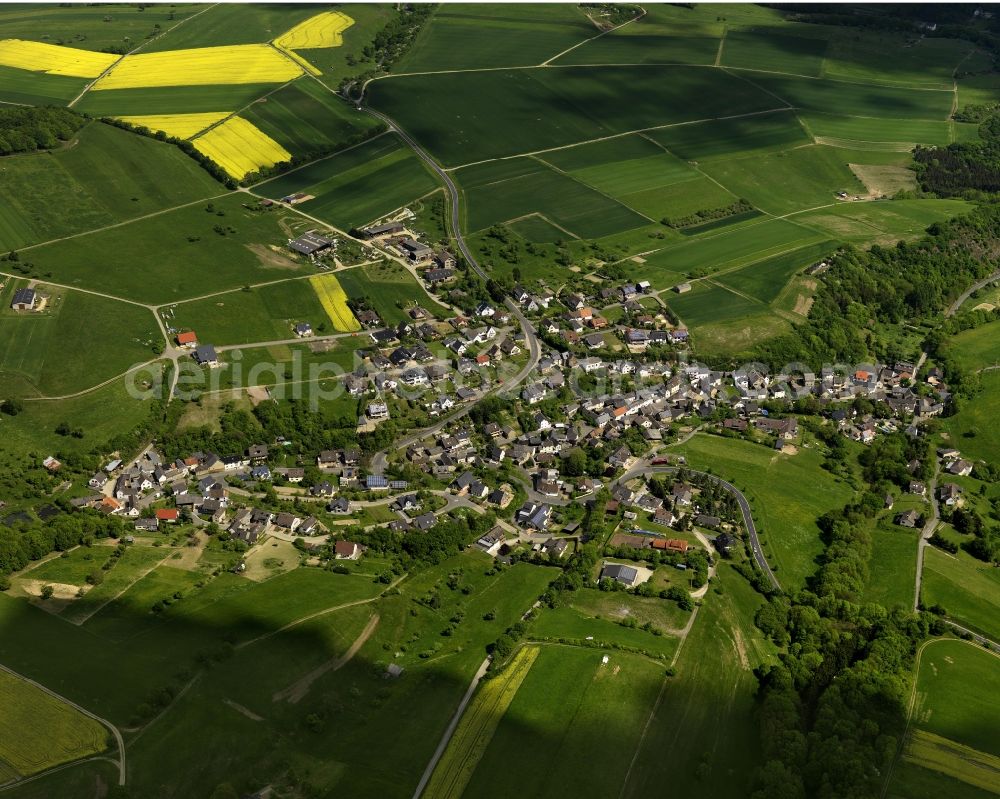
0, 106, 86, 155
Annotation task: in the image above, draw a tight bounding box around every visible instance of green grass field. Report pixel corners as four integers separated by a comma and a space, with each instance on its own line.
554, 17, 722, 66
0, 668, 108, 779
169, 277, 333, 346
258, 133, 439, 230
801, 113, 952, 147
888, 760, 999, 799
463, 646, 664, 798
457, 157, 650, 238
921, 546, 1000, 642
864, 523, 920, 611
823, 30, 975, 89
913, 639, 1000, 758
0, 64, 88, 106
675, 434, 856, 591
721, 26, 828, 77
395, 3, 596, 72
645, 109, 812, 162
24, 194, 316, 303
792, 199, 971, 243
0, 122, 222, 251
336, 261, 447, 325
240, 77, 382, 157
139, 4, 318, 51
942, 371, 1000, 465
941, 319, 1000, 373
368, 66, 783, 166
75, 83, 280, 116
716, 239, 835, 304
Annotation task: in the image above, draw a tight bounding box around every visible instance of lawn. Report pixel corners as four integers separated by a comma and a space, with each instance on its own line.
170, 277, 333, 346
336, 261, 447, 325
456, 157, 651, 238
368, 65, 783, 167
25, 194, 315, 304
674, 434, 856, 591
0, 669, 109, 779
258, 133, 439, 230
462, 646, 665, 799
921, 546, 1000, 642
0, 121, 222, 251
395, 3, 596, 72
941, 371, 1000, 465
240, 77, 383, 157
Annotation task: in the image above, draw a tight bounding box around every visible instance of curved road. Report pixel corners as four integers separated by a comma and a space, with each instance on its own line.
362, 106, 542, 473
614, 461, 780, 592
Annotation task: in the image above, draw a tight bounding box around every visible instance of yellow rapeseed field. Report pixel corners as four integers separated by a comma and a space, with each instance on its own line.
423, 646, 540, 799
274, 11, 354, 49
310, 274, 361, 332
117, 112, 229, 140
0, 39, 118, 78
92, 44, 301, 90
191, 117, 291, 179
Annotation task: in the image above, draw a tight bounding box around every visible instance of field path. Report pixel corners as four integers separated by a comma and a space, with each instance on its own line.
272, 612, 380, 704
912, 459, 940, 612
0, 662, 125, 787
412, 656, 491, 799
540, 5, 647, 66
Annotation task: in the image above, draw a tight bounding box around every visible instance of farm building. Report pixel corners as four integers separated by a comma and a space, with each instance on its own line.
176, 331, 198, 348
673, 283, 692, 294
398, 238, 432, 262
194, 344, 219, 366
289, 230, 335, 256
425, 268, 455, 284
362, 221, 405, 238
10, 287, 37, 311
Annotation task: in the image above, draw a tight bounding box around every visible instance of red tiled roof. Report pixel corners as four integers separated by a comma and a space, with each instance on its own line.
176, 331, 197, 345
155, 508, 179, 520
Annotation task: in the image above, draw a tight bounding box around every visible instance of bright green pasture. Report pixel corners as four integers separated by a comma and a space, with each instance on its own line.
396, 3, 595, 72
700, 144, 864, 214
793, 199, 972, 243
463, 647, 664, 799
941, 371, 1000, 465
258, 134, 439, 230
241, 78, 382, 157
170, 277, 332, 346
940, 319, 1000, 373
456, 157, 650, 237
674, 434, 855, 591
368, 65, 784, 166
921, 545, 1000, 642
75, 83, 279, 116
863, 523, 919, 611
25, 194, 313, 303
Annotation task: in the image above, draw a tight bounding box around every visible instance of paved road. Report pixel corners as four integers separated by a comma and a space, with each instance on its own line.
0, 661, 125, 786
941, 619, 1000, 654
945, 270, 1000, 317
362, 106, 542, 474
412, 656, 491, 799
913, 460, 940, 612
614, 460, 780, 592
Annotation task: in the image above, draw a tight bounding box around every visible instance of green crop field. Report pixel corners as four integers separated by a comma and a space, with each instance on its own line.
699, 145, 864, 215
169, 277, 333, 346
395, 3, 596, 72
241, 78, 383, 157
675, 434, 856, 591
0, 3, 207, 52
888, 761, 999, 799
24, 194, 315, 304
336, 261, 446, 325
75, 83, 280, 116
61, 546, 173, 625
554, 18, 722, 66
0, 65, 87, 106
368, 66, 783, 166
457, 157, 650, 238
922, 545, 1000, 642
0, 669, 108, 779
463, 646, 664, 798
721, 26, 828, 77
622, 564, 777, 799
942, 371, 1000, 465
716, 240, 835, 304
667, 280, 768, 327
823, 31, 976, 89
258, 133, 439, 230
0, 122, 222, 251
800, 113, 953, 147
913, 639, 1000, 758
140, 4, 317, 51
645, 109, 812, 162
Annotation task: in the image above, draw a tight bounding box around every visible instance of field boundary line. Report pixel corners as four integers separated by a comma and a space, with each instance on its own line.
192, 76, 302, 141
714, 25, 727, 68
539, 4, 647, 67
18, 356, 164, 403
0, 661, 125, 786
251, 128, 393, 188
